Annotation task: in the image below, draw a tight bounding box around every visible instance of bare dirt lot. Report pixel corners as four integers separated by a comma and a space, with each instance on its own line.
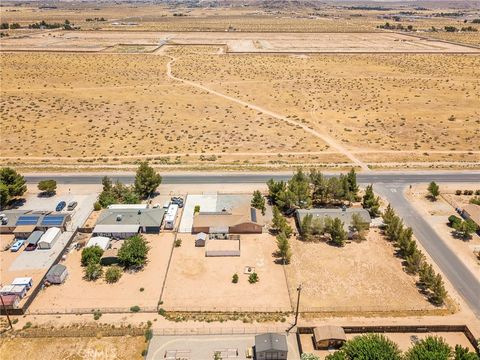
161, 234, 291, 312
29, 233, 174, 313
0, 336, 145, 360
285, 229, 438, 313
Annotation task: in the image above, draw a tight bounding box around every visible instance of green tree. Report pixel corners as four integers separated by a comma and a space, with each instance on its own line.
276, 232, 292, 264
326, 217, 347, 246
362, 184, 380, 217
232, 273, 238, 283
251, 190, 266, 215
453, 345, 478, 360
405, 248, 425, 275
38, 179, 57, 196
346, 168, 359, 197
404, 336, 452, 360
134, 161, 162, 199
102, 176, 112, 192
453, 219, 478, 240
248, 272, 259, 284
301, 354, 321, 360
351, 212, 369, 240
287, 169, 312, 209
341, 333, 402, 360
419, 263, 436, 289
0, 167, 27, 207
105, 265, 123, 283
84, 262, 103, 281
81, 246, 104, 266
448, 215, 462, 228
266, 179, 286, 206
0, 183, 10, 209
385, 216, 404, 242
300, 214, 313, 241
430, 274, 448, 306
382, 204, 396, 227
271, 206, 292, 237
118, 234, 150, 268
428, 181, 440, 201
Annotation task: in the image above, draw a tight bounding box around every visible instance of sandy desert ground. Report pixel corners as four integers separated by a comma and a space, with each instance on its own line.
0, 336, 145, 360
285, 229, 439, 313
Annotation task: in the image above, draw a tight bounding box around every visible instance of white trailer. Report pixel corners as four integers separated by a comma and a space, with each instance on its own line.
164, 204, 179, 230
38, 227, 61, 249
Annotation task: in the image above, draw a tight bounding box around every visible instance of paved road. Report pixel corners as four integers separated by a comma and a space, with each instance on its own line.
376, 184, 480, 318
24, 171, 480, 184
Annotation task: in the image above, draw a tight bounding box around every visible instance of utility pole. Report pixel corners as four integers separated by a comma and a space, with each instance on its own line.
287, 284, 302, 333
0, 294, 13, 330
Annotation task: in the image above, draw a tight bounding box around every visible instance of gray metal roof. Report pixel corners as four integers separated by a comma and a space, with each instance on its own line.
97, 208, 166, 227
47, 264, 67, 277
26, 230, 44, 245
255, 333, 288, 353
296, 208, 371, 232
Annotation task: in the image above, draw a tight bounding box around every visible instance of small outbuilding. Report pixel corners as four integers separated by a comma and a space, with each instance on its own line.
38, 227, 61, 249
100, 248, 120, 266
86, 236, 111, 251
0, 294, 20, 309
46, 264, 68, 284
195, 232, 207, 247
11, 277, 33, 290
313, 325, 347, 350
254, 333, 288, 360
0, 284, 27, 299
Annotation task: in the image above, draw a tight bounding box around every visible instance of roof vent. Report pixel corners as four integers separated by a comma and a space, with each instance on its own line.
138, 210, 142, 215
116, 215, 123, 222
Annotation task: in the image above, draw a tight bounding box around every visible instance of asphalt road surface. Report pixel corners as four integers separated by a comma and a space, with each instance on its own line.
24, 171, 480, 185
376, 184, 480, 318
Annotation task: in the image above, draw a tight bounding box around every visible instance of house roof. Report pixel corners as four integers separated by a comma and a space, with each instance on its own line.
296, 208, 372, 232
13, 225, 36, 234
255, 333, 288, 353
196, 232, 207, 240
313, 326, 347, 342
93, 224, 140, 234
193, 208, 258, 229
463, 204, 480, 226
27, 230, 44, 245
86, 236, 111, 251
96, 208, 165, 227
0, 294, 19, 306
47, 264, 67, 277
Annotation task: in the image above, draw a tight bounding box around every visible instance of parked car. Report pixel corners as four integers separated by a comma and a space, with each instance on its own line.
67, 201, 78, 211
25, 243, 37, 251
10, 240, 25, 252
171, 197, 184, 208
56, 201, 66, 212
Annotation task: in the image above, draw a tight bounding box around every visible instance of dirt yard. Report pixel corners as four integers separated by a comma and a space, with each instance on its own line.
0, 336, 145, 360
29, 234, 174, 313
285, 229, 438, 313
161, 234, 291, 312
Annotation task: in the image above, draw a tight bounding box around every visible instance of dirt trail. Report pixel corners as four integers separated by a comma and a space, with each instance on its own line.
164, 55, 371, 172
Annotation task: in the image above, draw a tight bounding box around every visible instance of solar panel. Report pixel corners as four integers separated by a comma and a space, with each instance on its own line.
41, 216, 65, 226
16, 216, 39, 226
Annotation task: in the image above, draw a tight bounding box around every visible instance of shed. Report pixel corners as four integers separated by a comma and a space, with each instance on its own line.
195, 232, 207, 247
313, 326, 347, 350
100, 248, 119, 266
86, 236, 111, 251
254, 333, 288, 360
26, 230, 44, 245
46, 264, 68, 284
92, 224, 140, 239
38, 227, 61, 249
0, 294, 20, 309
11, 277, 33, 289
205, 239, 240, 257
13, 225, 36, 239
0, 284, 27, 298
164, 204, 179, 230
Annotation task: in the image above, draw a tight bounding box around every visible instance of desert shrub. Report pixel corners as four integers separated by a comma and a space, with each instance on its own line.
194, 205, 200, 213
448, 215, 462, 227
144, 328, 153, 342
232, 273, 239, 283
93, 310, 102, 320
248, 272, 259, 284
81, 245, 104, 266
93, 202, 101, 211
174, 239, 182, 247
84, 262, 103, 281
104, 266, 122, 283
130, 305, 141, 312
455, 190, 462, 195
